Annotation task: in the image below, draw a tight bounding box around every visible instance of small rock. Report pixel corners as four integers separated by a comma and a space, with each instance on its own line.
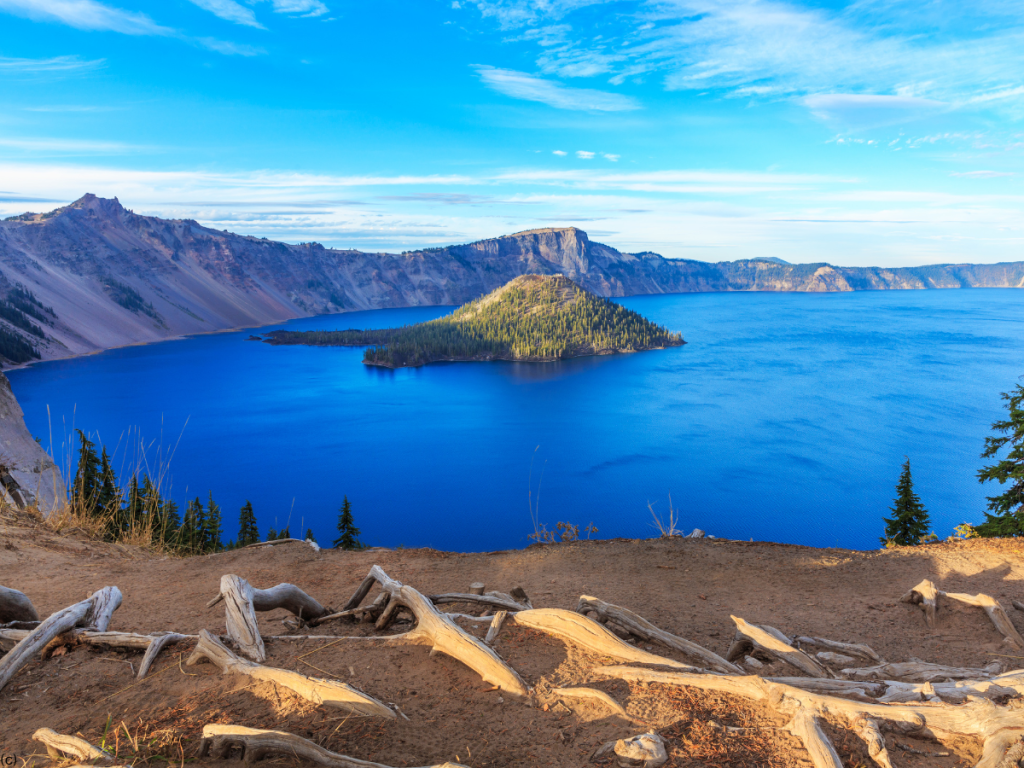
614, 732, 668, 768
743, 655, 764, 670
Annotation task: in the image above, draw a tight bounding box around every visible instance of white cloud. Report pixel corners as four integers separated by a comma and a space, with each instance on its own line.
187, 0, 264, 28
603, 153, 619, 161
0, 0, 173, 35
552, 150, 567, 155
253, 0, 329, 17
475, 66, 640, 111
951, 170, 1015, 178
196, 37, 265, 55
0, 137, 154, 154
0, 55, 104, 73
576, 150, 595, 159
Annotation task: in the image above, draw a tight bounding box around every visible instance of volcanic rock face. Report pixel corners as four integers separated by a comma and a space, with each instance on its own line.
0, 194, 1022, 364
0, 373, 64, 513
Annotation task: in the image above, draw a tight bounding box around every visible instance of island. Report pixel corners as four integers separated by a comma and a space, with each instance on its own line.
262, 274, 685, 368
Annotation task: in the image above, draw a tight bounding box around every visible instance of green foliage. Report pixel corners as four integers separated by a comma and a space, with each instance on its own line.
305, 528, 316, 543
880, 458, 931, 546
949, 523, 979, 541
238, 500, 259, 546
103, 278, 162, 322
333, 496, 362, 550
72, 430, 101, 510
279, 526, 290, 540
0, 300, 45, 337
975, 382, 1024, 537
203, 492, 223, 552
267, 275, 684, 368
0, 326, 40, 363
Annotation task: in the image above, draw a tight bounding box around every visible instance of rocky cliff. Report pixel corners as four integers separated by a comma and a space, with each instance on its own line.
0, 194, 1021, 364
0, 373, 64, 513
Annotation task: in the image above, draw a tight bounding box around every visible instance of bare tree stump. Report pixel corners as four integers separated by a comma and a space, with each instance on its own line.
0, 585, 38, 624
218, 575, 266, 662
197, 724, 466, 767
86, 586, 123, 632
901, 579, 939, 627
727, 617, 830, 678
513, 608, 697, 670
576, 595, 741, 674
33, 728, 114, 763
359, 566, 529, 696
187, 630, 395, 717
469, 583, 485, 595
0, 586, 120, 693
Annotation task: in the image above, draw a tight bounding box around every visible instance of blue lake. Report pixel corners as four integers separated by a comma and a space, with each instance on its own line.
10, 289, 1024, 551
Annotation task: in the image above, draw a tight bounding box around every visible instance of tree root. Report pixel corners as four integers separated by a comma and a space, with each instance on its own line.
197, 724, 466, 767
33, 728, 115, 764
902, 579, 1024, 649
726, 616, 831, 678
186, 629, 396, 717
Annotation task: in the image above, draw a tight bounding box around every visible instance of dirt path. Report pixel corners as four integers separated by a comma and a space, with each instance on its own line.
3, 516, 1023, 767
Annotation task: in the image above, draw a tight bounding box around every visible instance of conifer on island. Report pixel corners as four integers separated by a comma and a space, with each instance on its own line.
237, 500, 259, 546
333, 495, 362, 550
881, 457, 931, 546
975, 381, 1024, 537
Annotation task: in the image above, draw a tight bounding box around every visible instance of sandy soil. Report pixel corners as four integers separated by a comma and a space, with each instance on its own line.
3, 512, 1024, 768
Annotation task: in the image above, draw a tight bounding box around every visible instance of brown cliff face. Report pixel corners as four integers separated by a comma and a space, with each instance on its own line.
0, 194, 1021, 364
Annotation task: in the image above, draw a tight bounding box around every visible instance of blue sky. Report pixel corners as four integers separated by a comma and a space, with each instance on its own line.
1, 0, 1023, 265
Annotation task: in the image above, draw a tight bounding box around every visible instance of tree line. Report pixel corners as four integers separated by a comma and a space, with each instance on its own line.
70, 432, 365, 554
882, 379, 1024, 545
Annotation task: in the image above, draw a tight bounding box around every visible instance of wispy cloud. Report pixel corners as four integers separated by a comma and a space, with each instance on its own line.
0, 0, 173, 35
0, 137, 156, 154
0, 54, 104, 73
951, 170, 1015, 178
196, 37, 265, 56
576, 150, 594, 158
253, 0, 329, 18
187, 0, 264, 28
552, 149, 567, 155
603, 153, 619, 161
475, 66, 640, 111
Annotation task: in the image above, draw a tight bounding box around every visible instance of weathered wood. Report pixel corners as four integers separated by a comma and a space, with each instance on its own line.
0, 586, 120, 693
551, 686, 629, 718
187, 630, 395, 717
469, 583, 485, 596
428, 593, 527, 612
0, 585, 38, 623
817, 651, 856, 666
343, 576, 378, 612
900, 579, 939, 627
796, 636, 883, 663
485, 611, 508, 645
576, 595, 741, 674
727, 617, 830, 678
785, 708, 843, 768
85, 586, 122, 632
219, 575, 266, 662
138, 632, 187, 679
942, 591, 1024, 650
243, 538, 310, 548
197, 724, 466, 767
766, 677, 886, 698
212, 575, 328, 633
849, 716, 894, 768
844, 660, 996, 683
513, 608, 696, 670
1013, 600, 1024, 613
367, 566, 529, 697
33, 728, 113, 763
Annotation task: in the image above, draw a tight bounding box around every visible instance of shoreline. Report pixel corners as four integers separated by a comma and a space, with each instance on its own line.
361, 341, 687, 369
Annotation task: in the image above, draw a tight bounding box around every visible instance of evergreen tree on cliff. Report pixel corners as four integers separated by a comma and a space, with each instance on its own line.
96, 447, 119, 516
204, 492, 223, 552
181, 497, 205, 553
238, 500, 259, 546
305, 528, 316, 543
976, 381, 1024, 537
72, 430, 100, 511
333, 496, 361, 550
881, 458, 931, 546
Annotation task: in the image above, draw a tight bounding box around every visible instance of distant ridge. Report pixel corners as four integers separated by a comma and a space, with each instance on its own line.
0, 194, 1021, 364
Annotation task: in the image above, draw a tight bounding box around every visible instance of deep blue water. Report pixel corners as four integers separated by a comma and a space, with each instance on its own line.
10, 289, 1024, 552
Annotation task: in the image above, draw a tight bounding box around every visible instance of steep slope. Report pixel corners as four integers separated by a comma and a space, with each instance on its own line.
0, 373, 64, 512
264, 274, 685, 367
1, 194, 1021, 365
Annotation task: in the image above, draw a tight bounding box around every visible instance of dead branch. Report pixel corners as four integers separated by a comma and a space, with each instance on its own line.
187, 629, 395, 717
33, 728, 113, 763
727, 616, 831, 678
485, 611, 508, 645
575, 595, 741, 674
844, 660, 998, 683
795, 636, 883, 663
197, 724, 465, 767
551, 686, 629, 718
942, 591, 1024, 650
428, 593, 528, 612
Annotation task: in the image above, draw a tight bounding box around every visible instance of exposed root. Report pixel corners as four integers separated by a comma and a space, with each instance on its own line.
33, 727, 114, 764
726, 616, 831, 678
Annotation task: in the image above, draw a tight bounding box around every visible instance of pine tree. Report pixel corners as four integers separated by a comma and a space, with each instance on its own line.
204, 492, 223, 552
118, 474, 141, 538
881, 458, 931, 546
96, 447, 119, 518
305, 528, 316, 543
267, 526, 278, 542
333, 496, 362, 550
72, 430, 101, 511
238, 500, 259, 546
976, 382, 1024, 537
181, 497, 205, 553
279, 526, 290, 540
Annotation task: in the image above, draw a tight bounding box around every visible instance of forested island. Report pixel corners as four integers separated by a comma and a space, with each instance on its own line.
263, 274, 684, 367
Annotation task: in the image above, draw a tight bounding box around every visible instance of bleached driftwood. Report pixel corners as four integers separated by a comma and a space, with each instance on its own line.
849, 715, 894, 768
900, 579, 939, 627
428, 593, 528, 612
485, 611, 508, 645
575, 595, 740, 674
0, 586, 120, 693
551, 686, 629, 718
844, 660, 998, 683
942, 591, 1024, 650
33, 728, 113, 763
187, 630, 395, 717
796, 636, 883, 663
0, 585, 38, 623
138, 632, 188, 678
597, 665, 1024, 768
726, 616, 830, 678
363, 566, 529, 697
197, 724, 466, 767
208, 579, 328, 619
817, 651, 856, 666
0, 627, 186, 677
513, 608, 696, 670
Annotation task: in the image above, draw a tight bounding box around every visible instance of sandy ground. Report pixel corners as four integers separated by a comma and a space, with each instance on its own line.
3, 512, 1024, 768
